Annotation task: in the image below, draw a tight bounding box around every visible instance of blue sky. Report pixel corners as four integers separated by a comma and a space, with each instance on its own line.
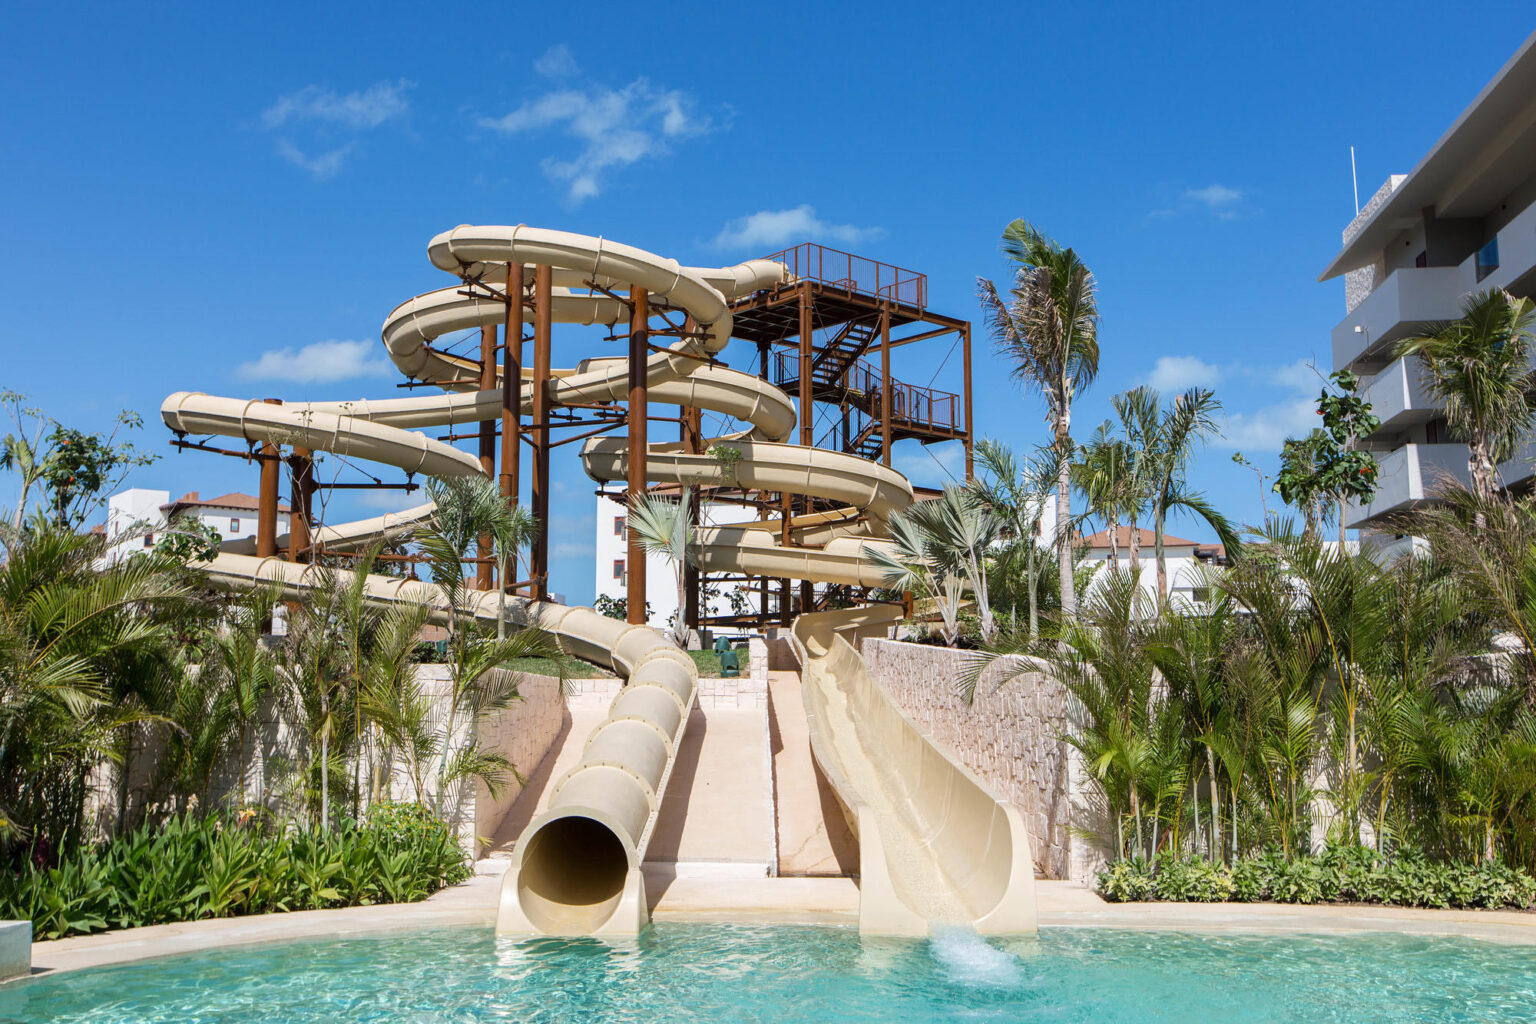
3, 3, 1531, 603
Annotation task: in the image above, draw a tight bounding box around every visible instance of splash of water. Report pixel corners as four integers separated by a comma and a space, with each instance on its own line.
928, 925, 1025, 988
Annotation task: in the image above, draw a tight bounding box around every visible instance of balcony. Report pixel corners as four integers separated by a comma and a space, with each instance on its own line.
1331, 266, 1466, 371
1346, 440, 1536, 527
1359, 357, 1435, 437
1344, 443, 1470, 528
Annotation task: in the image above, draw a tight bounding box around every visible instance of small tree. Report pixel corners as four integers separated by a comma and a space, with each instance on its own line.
1275, 370, 1380, 544
627, 488, 697, 648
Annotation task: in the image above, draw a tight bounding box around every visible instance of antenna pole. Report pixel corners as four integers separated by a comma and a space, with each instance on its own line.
1350, 145, 1360, 214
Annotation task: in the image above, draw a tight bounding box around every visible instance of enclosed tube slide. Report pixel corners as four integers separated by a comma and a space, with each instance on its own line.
164, 223, 1035, 937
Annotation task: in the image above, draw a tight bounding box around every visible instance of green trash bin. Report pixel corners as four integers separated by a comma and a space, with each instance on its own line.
718, 647, 740, 677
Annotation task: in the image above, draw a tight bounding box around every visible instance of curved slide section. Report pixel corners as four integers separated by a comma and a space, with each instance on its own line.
790, 607, 1037, 936
192, 550, 695, 935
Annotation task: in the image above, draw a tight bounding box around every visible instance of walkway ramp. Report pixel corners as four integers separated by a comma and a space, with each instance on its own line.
791, 607, 1036, 935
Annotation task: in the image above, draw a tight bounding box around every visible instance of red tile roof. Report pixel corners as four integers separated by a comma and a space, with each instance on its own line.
162, 491, 290, 514
1080, 526, 1199, 549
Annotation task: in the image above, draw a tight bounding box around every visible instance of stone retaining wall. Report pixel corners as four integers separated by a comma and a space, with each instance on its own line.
859, 638, 1092, 880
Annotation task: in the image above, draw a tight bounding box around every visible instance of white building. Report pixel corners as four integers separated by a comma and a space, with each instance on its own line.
592, 493, 757, 632
102, 488, 289, 564
1322, 31, 1536, 535
1079, 527, 1228, 610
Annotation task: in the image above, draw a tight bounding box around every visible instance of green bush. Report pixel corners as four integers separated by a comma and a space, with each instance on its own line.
1097, 844, 1536, 912
1153, 855, 1233, 902
0, 808, 471, 940
1095, 858, 1155, 902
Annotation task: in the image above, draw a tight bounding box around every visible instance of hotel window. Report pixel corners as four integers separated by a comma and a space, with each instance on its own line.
613, 559, 625, 580
1476, 238, 1500, 282
229, 518, 240, 533
614, 516, 624, 536
143, 534, 154, 547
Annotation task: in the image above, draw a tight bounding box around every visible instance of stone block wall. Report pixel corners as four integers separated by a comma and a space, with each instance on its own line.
859, 638, 1087, 879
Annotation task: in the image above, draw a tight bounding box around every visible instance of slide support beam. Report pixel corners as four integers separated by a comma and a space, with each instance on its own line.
626, 286, 649, 626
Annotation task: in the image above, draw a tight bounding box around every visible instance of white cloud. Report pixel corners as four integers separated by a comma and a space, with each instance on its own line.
260, 80, 411, 179
1183, 184, 1243, 216
1151, 182, 1251, 221
1218, 397, 1319, 452
237, 339, 391, 383
712, 205, 883, 251
479, 72, 713, 203
273, 140, 352, 180
1147, 355, 1221, 393
534, 44, 579, 79
261, 80, 413, 130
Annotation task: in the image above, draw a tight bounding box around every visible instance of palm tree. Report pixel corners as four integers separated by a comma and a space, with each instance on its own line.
905, 486, 1002, 642
869, 510, 967, 647
1122, 385, 1238, 601
0, 519, 190, 848
1073, 421, 1136, 569
420, 476, 564, 814
1396, 288, 1536, 504
627, 488, 696, 648
969, 439, 1059, 643
978, 220, 1100, 622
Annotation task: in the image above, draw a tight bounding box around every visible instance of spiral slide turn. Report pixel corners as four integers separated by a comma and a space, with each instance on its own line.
162, 225, 1034, 937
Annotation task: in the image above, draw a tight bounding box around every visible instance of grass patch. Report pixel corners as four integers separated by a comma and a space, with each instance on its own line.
688, 646, 750, 678
503, 656, 613, 679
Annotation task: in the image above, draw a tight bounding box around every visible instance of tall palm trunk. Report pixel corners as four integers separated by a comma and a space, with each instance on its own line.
1106, 512, 1120, 568
1056, 417, 1076, 620
1207, 746, 1222, 864
1128, 518, 1140, 570
1154, 505, 1168, 600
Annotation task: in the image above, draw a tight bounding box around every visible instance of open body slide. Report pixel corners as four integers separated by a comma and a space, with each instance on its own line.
162, 225, 1034, 936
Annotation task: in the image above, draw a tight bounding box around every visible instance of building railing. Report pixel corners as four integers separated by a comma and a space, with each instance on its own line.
771, 351, 960, 435
764, 242, 927, 308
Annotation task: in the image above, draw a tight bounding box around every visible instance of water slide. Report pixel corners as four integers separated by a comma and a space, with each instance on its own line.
161, 225, 1034, 937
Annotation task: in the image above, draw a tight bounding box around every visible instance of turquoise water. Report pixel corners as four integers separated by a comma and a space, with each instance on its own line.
3, 924, 1535, 1023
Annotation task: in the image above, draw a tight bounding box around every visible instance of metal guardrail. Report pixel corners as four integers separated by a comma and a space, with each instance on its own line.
765, 243, 927, 308
771, 351, 960, 434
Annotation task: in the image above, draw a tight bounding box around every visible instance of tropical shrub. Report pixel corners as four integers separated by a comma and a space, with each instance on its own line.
1099, 845, 1536, 912
0, 809, 470, 940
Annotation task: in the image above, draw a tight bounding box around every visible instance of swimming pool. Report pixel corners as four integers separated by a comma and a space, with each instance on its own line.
4, 924, 1534, 1022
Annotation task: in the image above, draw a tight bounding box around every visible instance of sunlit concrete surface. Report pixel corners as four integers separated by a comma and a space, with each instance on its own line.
767, 671, 858, 876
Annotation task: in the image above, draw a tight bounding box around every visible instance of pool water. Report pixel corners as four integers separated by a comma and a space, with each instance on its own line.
3, 924, 1534, 1023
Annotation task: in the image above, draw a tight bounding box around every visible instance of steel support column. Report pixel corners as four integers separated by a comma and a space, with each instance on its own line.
477, 321, 497, 590
530, 264, 553, 599
625, 286, 649, 626
880, 307, 892, 468
502, 262, 524, 591
256, 398, 281, 558
287, 445, 314, 563
962, 322, 974, 481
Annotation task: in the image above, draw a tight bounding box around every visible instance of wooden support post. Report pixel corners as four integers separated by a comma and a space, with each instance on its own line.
962, 322, 974, 481
626, 285, 649, 626
531, 264, 553, 599
256, 398, 281, 558
502, 263, 524, 593
287, 446, 314, 563
880, 308, 892, 468
477, 321, 497, 590
681, 355, 701, 632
